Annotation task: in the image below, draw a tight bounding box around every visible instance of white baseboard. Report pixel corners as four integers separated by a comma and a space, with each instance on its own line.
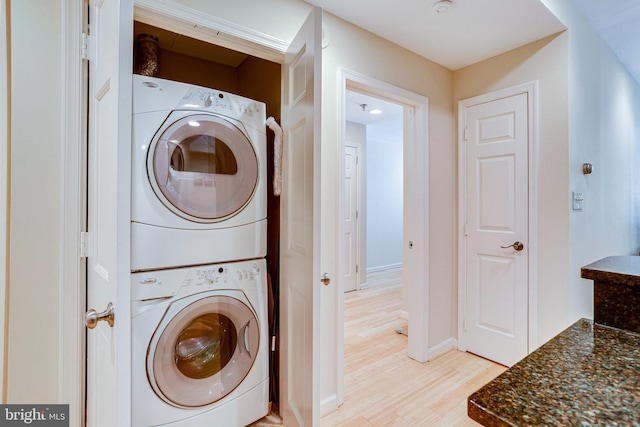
366, 262, 403, 274
320, 393, 339, 418
428, 337, 458, 360
399, 309, 408, 320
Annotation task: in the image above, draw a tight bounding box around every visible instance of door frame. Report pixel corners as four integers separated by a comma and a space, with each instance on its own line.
336, 68, 431, 405
457, 81, 539, 355
55, 1, 86, 424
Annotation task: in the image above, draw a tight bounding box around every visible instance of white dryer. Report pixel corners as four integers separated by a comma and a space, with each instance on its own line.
131, 75, 267, 271
131, 258, 269, 426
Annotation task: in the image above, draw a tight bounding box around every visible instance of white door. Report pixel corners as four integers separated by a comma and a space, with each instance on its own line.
461, 92, 529, 367
279, 7, 322, 427
86, 0, 133, 425
343, 144, 360, 292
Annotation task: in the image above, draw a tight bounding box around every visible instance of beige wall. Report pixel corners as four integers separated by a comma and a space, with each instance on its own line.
453, 32, 570, 345
7, 0, 64, 402
320, 11, 454, 405
0, 0, 7, 402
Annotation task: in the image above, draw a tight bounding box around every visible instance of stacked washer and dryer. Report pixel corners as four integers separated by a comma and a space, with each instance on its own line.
130, 75, 269, 426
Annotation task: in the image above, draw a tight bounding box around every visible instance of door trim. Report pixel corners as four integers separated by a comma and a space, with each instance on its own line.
457, 81, 539, 355
133, 0, 287, 63
60, 1, 85, 424
336, 67, 430, 408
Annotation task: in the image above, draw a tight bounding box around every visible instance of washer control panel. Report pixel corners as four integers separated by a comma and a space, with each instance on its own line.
131, 258, 266, 302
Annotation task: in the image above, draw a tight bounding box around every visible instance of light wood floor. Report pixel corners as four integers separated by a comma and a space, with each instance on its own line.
251, 268, 506, 426
320, 268, 506, 427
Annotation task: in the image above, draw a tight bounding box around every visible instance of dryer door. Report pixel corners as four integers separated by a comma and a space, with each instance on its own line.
149, 112, 258, 222
148, 292, 260, 408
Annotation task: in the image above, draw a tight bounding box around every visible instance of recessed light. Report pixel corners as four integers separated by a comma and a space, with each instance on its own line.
369, 109, 382, 115
433, 0, 452, 14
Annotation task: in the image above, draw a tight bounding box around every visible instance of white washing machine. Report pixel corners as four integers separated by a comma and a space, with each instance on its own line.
131, 75, 267, 271
131, 258, 269, 426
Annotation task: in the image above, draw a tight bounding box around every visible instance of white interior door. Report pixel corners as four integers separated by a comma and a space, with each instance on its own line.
461, 92, 529, 367
279, 7, 322, 427
343, 144, 360, 293
86, 0, 133, 425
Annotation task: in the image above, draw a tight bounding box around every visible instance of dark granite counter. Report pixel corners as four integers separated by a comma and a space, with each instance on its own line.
581, 255, 640, 287
582, 256, 640, 333
468, 318, 640, 426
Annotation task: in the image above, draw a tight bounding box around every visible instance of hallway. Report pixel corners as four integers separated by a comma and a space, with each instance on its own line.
321, 269, 506, 426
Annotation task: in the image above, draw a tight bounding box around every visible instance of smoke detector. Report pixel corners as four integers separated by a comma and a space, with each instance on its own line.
432, 0, 452, 14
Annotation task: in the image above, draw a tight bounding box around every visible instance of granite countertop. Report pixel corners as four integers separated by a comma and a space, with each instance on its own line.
581, 255, 640, 287
468, 318, 640, 426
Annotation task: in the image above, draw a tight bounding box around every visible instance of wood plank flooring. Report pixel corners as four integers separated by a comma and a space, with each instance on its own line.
251, 267, 506, 426
320, 268, 506, 427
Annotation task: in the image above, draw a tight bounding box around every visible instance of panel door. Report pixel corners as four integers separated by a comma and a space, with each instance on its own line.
279, 7, 322, 427
86, 0, 133, 424
462, 92, 529, 367
343, 144, 359, 293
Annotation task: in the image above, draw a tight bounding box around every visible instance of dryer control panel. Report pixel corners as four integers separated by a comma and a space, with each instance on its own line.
177, 87, 266, 132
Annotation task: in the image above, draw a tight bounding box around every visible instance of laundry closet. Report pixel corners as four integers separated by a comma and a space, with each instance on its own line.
133, 21, 282, 272
133, 17, 282, 424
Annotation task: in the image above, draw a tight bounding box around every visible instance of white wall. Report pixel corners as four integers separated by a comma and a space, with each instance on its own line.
366, 128, 403, 271
541, 0, 640, 325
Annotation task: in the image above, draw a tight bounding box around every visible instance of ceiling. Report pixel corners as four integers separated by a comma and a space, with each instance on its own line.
307, 0, 566, 71
324, 0, 640, 127
571, 0, 640, 83
135, 1, 640, 128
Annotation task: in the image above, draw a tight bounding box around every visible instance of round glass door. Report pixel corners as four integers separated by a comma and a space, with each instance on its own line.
149, 294, 260, 407
148, 113, 258, 222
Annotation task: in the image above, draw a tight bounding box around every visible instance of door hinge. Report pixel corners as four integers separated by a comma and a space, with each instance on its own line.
464, 223, 468, 237
463, 317, 467, 332
464, 127, 468, 142
356, 264, 359, 273
80, 231, 89, 258
81, 33, 90, 61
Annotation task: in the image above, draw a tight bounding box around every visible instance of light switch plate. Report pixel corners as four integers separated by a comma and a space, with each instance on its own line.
572, 191, 584, 210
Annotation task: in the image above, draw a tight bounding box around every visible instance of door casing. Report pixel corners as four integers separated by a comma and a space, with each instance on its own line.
457, 82, 540, 356
335, 68, 431, 409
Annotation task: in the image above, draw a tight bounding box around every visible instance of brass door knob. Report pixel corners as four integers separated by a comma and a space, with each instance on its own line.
500, 241, 524, 252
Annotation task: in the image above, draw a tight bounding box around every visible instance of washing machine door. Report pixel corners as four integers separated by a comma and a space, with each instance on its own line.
148, 112, 258, 222
148, 291, 260, 408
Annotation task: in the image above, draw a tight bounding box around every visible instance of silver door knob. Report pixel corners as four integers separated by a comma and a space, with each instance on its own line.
500, 241, 524, 251
321, 273, 331, 286
86, 302, 115, 329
